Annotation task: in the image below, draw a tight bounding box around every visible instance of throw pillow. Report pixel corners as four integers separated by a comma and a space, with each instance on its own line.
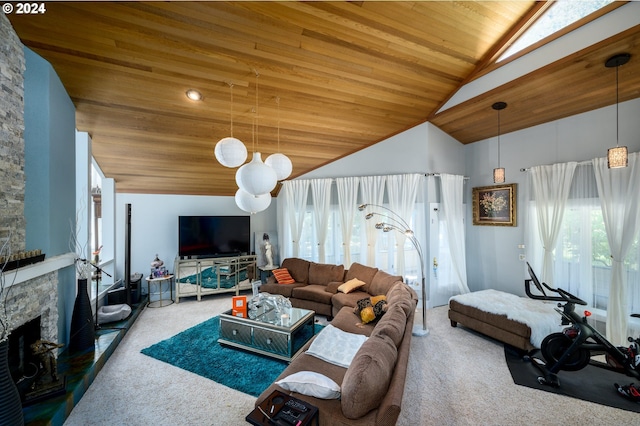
275, 371, 341, 400
353, 295, 388, 325
272, 268, 295, 284
341, 333, 398, 419
337, 278, 366, 294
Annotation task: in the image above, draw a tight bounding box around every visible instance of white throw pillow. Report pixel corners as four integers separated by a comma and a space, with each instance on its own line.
306, 324, 368, 368
275, 371, 341, 399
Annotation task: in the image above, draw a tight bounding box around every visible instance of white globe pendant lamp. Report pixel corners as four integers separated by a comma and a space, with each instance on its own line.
265, 96, 293, 180
214, 137, 247, 168
265, 152, 292, 180
214, 82, 247, 168
236, 152, 277, 196
235, 188, 271, 213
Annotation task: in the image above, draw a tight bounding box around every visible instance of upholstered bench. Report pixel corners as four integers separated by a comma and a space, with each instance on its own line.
448, 289, 563, 351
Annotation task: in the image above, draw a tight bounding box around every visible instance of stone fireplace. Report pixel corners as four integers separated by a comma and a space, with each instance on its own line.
1, 14, 68, 371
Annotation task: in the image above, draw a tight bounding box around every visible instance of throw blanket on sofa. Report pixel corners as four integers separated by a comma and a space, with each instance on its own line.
306, 324, 368, 368
450, 289, 566, 348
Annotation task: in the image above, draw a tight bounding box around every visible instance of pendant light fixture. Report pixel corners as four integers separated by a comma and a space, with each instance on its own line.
266, 97, 293, 180
214, 82, 247, 168
605, 53, 630, 169
492, 101, 507, 183
235, 70, 277, 197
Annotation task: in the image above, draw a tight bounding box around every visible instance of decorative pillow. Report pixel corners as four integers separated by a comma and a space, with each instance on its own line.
272, 268, 295, 284
337, 278, 366, 294
341, 333, 398, 419
275, 371, 341, 400
306, 324, 368, 368
353, 295, 388, 325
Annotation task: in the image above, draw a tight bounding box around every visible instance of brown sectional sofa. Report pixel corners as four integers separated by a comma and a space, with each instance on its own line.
259, 258, 405, 318
255, 258, 418, 425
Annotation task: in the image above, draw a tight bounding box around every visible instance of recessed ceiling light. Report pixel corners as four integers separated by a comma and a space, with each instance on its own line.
186, 89, 202, 101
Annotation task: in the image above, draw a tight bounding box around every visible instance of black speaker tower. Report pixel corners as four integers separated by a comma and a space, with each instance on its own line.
124, 203, 132, 305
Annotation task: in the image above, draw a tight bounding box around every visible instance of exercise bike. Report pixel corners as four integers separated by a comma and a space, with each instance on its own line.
525, 262, 640, 390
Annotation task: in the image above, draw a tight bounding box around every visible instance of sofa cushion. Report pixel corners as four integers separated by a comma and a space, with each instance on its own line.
369, 269, 403, 296
386, 282, 415, 318
292, 284, 333, 305
371, 303, 406, 347
259, 282, 305, 298
272, 268, 295, 284
345, 262, 378, 292
337, 278, 366, 294
331, 290, 371, 314
341, 333, 398, 419
282, 258, 310, 283
308, 262, 344, 285
324, 281, 342, 294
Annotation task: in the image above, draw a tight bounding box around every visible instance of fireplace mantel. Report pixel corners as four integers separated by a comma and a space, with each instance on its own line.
3, 252, 75, 288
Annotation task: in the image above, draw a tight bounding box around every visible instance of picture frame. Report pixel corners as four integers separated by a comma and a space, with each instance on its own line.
472, 183, 517, 226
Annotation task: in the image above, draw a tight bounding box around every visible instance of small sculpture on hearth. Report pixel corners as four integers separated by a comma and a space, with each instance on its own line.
30, 339, 64, 387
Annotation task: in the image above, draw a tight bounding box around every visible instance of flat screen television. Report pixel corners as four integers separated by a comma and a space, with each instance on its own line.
178, 216, 250, 258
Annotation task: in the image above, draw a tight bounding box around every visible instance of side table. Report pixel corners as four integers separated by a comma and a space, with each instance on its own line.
258, 265, 279, 283
146, 274, 174, 308
246, 389, 318, 426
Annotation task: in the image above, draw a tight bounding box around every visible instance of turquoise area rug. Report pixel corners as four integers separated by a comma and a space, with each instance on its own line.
141, 316, 322, 397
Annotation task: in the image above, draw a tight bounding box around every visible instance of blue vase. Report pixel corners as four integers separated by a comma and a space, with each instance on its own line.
0, 339, 24, 426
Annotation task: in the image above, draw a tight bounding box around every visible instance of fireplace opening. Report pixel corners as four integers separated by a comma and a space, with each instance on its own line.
8, 316, 41, 397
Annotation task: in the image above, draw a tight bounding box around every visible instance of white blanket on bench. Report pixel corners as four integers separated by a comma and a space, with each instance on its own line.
450, 289, 566, 348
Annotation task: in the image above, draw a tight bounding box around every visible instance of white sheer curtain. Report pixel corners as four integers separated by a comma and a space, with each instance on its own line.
282, 179, 310, 258
360, 176, 386, 266
439, 173, 469, 294
336, 177, 360, 268
386, 174, 420, 277
311, 179, 332, 263
593, 153, 640, 345
530, 162, 577, 286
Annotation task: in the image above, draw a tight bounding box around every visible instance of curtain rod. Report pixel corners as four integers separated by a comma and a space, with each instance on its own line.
425, 173, 469, 180
520, 159, 592, 172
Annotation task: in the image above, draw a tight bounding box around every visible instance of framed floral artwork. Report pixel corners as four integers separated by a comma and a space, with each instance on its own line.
472, 183, 517, 226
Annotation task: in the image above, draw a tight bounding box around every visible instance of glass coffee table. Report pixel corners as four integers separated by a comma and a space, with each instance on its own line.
218, 306, 315, 362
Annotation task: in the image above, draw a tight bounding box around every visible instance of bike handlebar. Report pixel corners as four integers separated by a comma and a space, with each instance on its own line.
525, 278, 587, 305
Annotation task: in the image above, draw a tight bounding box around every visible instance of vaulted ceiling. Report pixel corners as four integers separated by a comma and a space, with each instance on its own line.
7, 1, 640, 196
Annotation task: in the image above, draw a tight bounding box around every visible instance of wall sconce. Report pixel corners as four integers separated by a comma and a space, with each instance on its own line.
605, 53, 630, 169
492, 101, 507, 183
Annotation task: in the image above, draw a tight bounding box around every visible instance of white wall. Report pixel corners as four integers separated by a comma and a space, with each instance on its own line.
114, 193, 277, 286
301, 122, 465, 183
465, 98, 640, 295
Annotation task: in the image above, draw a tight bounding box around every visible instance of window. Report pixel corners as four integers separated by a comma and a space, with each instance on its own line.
527, 164, 640, 336
499, 0, 614, 62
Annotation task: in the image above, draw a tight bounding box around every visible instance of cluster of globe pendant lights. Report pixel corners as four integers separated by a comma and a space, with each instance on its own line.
214, 77, 292, 213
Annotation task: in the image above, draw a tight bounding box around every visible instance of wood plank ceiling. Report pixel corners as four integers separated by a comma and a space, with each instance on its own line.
7, 1, 640, 196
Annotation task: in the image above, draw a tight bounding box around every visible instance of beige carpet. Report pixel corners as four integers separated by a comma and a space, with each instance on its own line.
63, 294, 639, 426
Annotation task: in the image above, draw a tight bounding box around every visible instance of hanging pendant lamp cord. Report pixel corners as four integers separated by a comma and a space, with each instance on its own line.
497, 109, 501, 167
276, 96, 281, 151
616, 64, 619, 147
255, 70, 259, 151
228, 82, 234, 138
